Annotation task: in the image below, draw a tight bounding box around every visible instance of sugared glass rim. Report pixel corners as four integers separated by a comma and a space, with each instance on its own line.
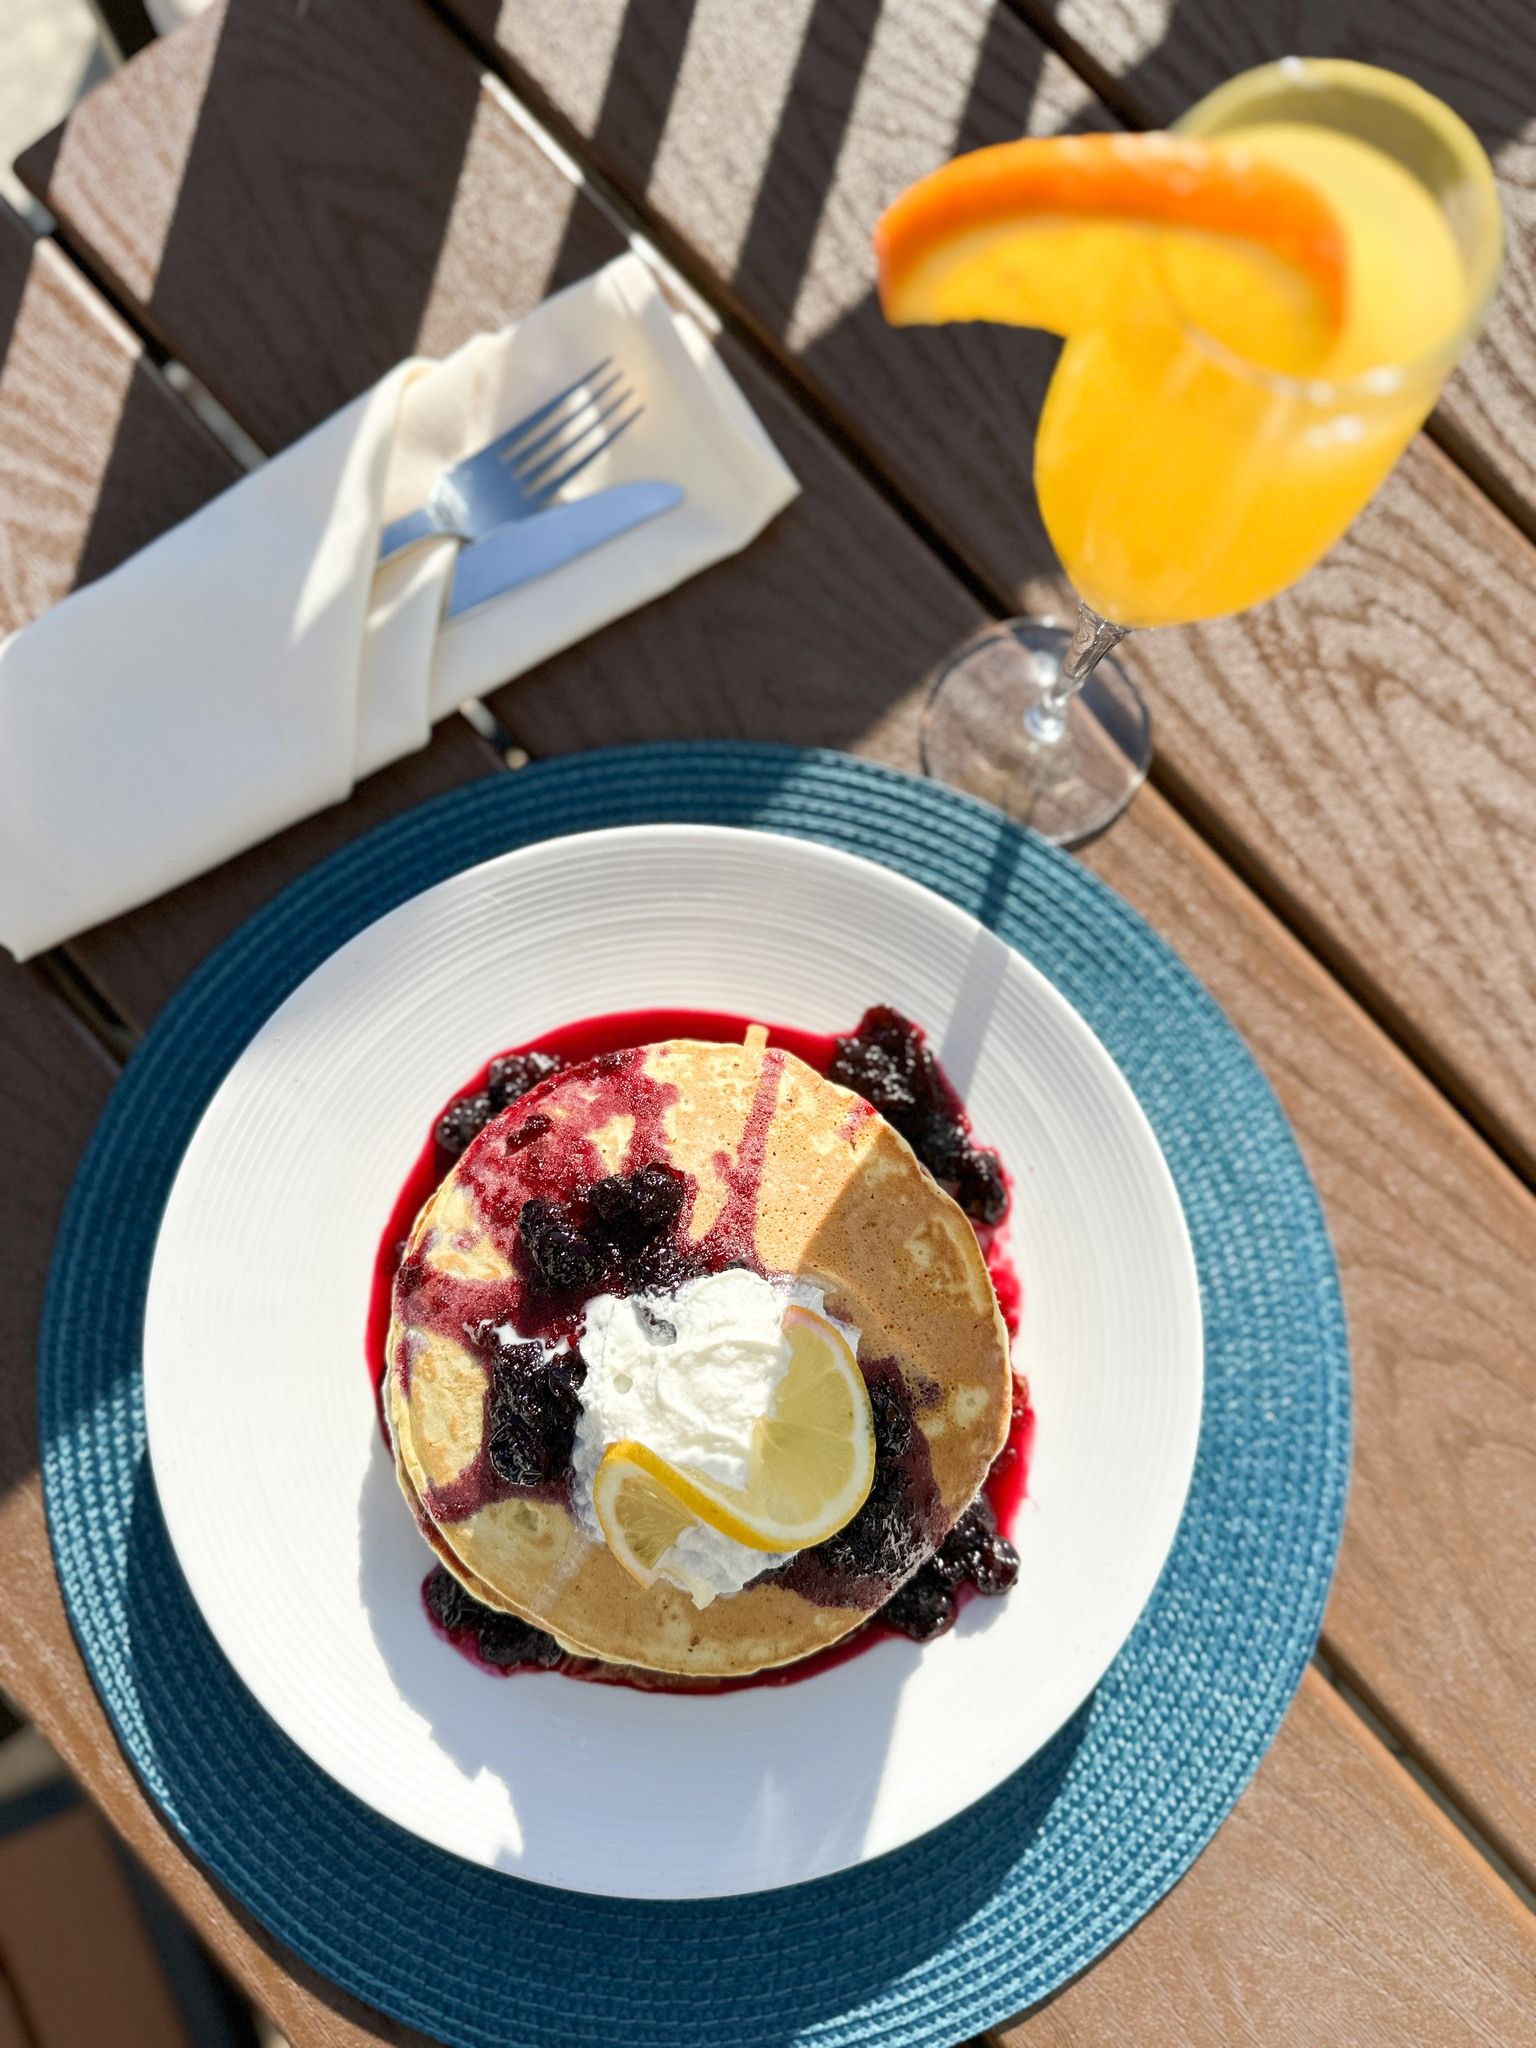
1166, 56, 1503, 404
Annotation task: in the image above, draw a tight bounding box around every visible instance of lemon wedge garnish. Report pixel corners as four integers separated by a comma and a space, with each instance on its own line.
590, 1455, 701, 1590
593, 1304, 876, 1585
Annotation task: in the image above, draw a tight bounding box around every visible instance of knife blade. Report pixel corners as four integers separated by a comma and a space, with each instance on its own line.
445, 480, 685, 619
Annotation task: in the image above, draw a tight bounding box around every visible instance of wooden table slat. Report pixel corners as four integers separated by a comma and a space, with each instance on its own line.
1, 6, 1533, 2040
429, 0, 1536, 1187
0, 195, 505, 1033
20, 0, 1533, 1887
996, 1672, 1536, 2047
0, 202, 233, 628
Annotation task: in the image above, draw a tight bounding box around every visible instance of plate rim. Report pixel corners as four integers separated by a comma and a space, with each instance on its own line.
142, 818, 1205, 1897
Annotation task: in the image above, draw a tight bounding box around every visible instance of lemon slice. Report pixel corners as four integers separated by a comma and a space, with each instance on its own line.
593, 1304, 875, 1582
590, 1454, 702, 1591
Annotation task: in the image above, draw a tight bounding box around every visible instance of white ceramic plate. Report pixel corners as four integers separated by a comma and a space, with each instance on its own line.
144, 825, 1202, 1899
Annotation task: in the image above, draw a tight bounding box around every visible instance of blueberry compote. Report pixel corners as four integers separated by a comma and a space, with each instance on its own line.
373, 1006, 1031, 1690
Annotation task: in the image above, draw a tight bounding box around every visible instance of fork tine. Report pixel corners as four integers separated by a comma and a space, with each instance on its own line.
501, 369, 626, 477
513, 389, 636, 493
521, 404, 645, 506
482, 357, 614, 464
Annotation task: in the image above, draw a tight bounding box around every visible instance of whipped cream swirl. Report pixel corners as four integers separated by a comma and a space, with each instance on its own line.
571, 1267, 859, 1606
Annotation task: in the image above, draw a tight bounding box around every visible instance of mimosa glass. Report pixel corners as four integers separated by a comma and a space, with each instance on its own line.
922, 59, 1503, 845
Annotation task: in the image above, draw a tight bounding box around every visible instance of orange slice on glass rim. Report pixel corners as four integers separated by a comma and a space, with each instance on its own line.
875, 132, 1347, 375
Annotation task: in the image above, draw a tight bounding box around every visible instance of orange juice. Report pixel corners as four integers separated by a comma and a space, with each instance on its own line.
1040, 110, 1482, 622
874, 62, 1502, 847
1034, 121, 1467, 627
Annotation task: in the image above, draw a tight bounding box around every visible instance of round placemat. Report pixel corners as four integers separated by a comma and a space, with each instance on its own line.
39, 743, 1349, 2048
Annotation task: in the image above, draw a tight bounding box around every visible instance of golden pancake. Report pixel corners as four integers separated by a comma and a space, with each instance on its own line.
386, 1030, 1011, 1677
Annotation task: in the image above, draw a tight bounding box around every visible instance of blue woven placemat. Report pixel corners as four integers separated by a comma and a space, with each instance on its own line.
39, 743, 1349, 2048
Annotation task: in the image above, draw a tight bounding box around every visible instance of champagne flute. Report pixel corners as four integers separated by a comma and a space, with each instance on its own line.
915, 60, 1503, 845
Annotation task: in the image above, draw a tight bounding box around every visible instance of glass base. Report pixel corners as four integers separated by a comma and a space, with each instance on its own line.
920, 619, 1152, 847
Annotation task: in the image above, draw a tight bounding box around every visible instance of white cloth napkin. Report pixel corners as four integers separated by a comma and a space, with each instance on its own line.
0, 254, 798, 959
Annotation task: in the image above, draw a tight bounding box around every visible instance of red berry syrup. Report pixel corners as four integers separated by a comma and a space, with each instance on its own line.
373, 1007, 1033, 1690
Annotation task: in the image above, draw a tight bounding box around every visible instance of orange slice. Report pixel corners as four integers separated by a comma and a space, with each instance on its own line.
875, 132, 1346, 372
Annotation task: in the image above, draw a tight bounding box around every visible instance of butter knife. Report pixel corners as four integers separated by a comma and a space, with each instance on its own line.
446, 480, 684, 620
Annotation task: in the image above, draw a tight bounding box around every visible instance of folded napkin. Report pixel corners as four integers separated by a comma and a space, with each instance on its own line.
0, 254, 798, 959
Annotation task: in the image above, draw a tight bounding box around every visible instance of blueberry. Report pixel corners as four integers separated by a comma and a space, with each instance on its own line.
828, 1038, 916, 1119
954, 1147, 1008, 1226
519, 1199, 598, 1290
436, 1091, 493, 1156
933, 1498, 1019, 1595
423, 1564, 483, 1635
487, 1050, 564, 1112
908, 1110, 967, 1180
587, 1166, 686, 1248
968, 1495, 999, 1534
971, 1532, 1020, 1595
867, 1378, 913, 1460
586, 1176, 630, 1225
622, 1235, 701, 1295
484, 1343, 584, 1486
631, 1164, 685, 1231
476, 1610, 564, 1670
813, 1478, 926, 1586
882, 1566, 955, 1641
486, 1411, 549, 1486
833, 1011, 1007, 1225
856, 1005, 925, 1066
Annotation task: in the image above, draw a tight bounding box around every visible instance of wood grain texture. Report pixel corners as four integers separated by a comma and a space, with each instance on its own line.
441, 0, 1536, 1184
0, 960, 434, 2043
1079, 764, 1536, 1885
0, 204, 232, 626
1006, 0, 1536, 538
0, 1804, 195, 2048
995, 1672, 1536, 2046
105, 0, 1532, 1881
3, 3, 1534, 2036
0, 199, 504, 1034
1131, 433, 1536, 1166
16, 0, 619, 457
0, 1978, 26, 2048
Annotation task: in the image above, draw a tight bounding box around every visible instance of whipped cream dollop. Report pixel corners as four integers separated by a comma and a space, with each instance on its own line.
571, 1268, 860, 1607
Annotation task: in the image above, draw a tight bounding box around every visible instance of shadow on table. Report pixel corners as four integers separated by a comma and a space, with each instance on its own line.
523, 0, 1092, 614
1028, 0, 1532, 156
12, 0, 525, 604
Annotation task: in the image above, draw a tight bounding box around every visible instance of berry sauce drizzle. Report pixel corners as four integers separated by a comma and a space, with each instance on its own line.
371, 1007, 1032, 1690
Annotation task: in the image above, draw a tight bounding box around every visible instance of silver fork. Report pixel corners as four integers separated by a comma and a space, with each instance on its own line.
377, 359, 644, 563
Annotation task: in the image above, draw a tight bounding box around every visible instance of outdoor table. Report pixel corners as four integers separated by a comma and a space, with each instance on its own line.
0, 3, 1532, 2041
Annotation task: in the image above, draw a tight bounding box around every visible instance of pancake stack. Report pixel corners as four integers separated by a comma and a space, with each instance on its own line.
387, 1029, 1012, 1678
